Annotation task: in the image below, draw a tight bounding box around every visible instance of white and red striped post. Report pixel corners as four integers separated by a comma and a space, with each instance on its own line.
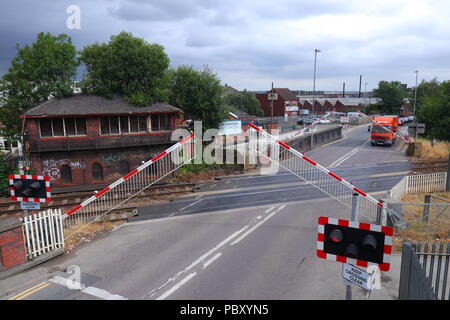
64, 133, 195, 217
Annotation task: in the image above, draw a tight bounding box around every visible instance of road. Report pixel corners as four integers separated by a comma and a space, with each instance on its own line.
0, 124, 409, 300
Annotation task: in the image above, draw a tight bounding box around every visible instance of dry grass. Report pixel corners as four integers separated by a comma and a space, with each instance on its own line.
414, 138, 450, 160
393, 192, 450, 251
64, 220, 125, 252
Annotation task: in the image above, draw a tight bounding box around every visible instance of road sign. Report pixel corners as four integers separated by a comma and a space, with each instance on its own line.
268, 93, 278, 100
408, 123, 426, 135
316, 216, 393, 271
9, 174, 51, 203
20, 201, 41, 210
340, 116, 350, 123
342, 263, 374, 291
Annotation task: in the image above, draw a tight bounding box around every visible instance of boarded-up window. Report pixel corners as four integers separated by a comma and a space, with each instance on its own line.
92, 163, 103, 181
60, 165, 72, 184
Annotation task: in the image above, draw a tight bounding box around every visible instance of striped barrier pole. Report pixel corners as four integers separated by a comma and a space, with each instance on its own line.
248, 122, 383, 208
64, 133, 195, 217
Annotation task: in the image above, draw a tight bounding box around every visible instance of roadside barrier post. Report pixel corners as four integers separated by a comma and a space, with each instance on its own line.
346, 193, 360, 300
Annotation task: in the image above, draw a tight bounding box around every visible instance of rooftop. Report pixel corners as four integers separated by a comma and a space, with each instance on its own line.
25, 94, 183, 117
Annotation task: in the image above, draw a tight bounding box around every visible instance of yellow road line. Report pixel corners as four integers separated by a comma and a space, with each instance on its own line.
8, 281, 52, 300
369, 171, 410, 178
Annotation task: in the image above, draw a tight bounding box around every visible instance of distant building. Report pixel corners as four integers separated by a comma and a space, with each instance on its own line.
23, 94, 183, 189
222, 84, 240, 97
255, 88, 299, 118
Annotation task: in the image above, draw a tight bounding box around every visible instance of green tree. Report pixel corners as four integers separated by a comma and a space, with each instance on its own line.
0, 32, 78, 141
417, 81, 450, 140
225, 90, 264, 116
373, 81, 409, 114
80, 32, 171, 105
0, 152, 14, 197
170, 65, 229, 130
415, 78, 440, 112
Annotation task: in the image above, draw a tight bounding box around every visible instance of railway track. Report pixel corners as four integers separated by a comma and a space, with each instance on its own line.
0, 182, 196, 218
411, 159, 449, 174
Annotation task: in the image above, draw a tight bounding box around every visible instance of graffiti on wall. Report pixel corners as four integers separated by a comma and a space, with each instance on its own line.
42, 159, 86, 180
102, 153, 122, 167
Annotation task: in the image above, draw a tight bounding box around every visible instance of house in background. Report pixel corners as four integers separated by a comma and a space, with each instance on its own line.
255, 88, 299, 117
23, 94, 183, 190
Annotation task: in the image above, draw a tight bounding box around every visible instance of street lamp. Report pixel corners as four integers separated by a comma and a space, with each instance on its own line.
413, 70, 419, 118
311, 49, 321, 150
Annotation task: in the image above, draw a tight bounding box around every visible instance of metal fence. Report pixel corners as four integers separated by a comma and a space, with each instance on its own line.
248, 123, 383, 224
389, 173, 448, 201
21, 209, 65, 260
399, 241, 450, 300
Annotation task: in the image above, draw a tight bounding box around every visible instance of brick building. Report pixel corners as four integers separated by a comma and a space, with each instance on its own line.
255, 88, 299, 117
23, 94, 183, 189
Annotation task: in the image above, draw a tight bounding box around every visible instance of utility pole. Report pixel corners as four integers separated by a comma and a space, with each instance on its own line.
364, 82, 368, 113
311, 49, 320, 150
413, 70, 419, 141
271, 82, 274, 125
358, 75, 362, 98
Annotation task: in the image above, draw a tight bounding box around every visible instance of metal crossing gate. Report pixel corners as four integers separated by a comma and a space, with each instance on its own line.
247, 123, 385, 224
63, 133, 197, 239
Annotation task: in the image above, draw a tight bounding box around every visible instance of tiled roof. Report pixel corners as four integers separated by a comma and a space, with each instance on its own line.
25, 94, 182, 116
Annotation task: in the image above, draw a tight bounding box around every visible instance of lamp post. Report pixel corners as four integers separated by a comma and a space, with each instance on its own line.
311, 49, 321, 150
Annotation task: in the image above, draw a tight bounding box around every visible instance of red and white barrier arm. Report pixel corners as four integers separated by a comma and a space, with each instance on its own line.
294, 108, 336, 138
248, 122, 383, 208
357, 111, 411, 143
64, 133, 195, 216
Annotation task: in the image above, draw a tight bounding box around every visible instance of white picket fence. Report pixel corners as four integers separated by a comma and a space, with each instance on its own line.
389, 172, 448, 200
21, 209, 65, 259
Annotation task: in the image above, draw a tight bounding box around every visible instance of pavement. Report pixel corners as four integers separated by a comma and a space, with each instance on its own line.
0, 123, 411, 300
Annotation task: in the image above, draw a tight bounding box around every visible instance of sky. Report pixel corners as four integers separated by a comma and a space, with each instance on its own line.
1, 0, 449, 92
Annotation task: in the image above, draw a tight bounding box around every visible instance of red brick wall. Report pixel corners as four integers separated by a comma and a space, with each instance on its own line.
0, 226, 27, 269
30, 145, 171, 187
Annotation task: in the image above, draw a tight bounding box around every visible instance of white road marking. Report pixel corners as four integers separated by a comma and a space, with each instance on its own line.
156, 272, 197, 300
178, 199, 203, 212
265, 206, 275, 213
195, 195, 202, 199
329, 140, 370, 168
231, 205, 287, 246
225, 181, 231, 184
256, 215, 262, 219
202, 252, 222, 269
146, 225, 249, 298
49, 276, 128, 300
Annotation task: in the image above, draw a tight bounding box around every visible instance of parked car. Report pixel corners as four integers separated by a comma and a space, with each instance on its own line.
298, 118, 314, 125
318, 119, 331, 124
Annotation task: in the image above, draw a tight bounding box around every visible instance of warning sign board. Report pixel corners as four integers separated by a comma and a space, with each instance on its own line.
342, 263, 374, 291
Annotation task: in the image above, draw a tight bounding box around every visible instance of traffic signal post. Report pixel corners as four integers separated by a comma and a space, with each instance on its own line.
347, 193, 359, 300
9, 174, 52, 217
317, 193, 394, 300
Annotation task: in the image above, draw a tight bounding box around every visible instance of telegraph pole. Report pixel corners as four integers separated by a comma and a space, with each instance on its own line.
413, 70, 419, 141
311, 49, 320, 150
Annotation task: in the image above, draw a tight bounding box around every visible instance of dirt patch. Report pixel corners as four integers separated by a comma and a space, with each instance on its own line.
392, 192, 450, 252
64, 220, 126, 252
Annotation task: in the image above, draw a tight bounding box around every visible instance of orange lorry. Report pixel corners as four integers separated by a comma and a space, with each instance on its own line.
369, 116, 398, 146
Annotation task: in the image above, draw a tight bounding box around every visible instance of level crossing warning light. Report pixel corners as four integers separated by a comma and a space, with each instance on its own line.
317, 217, 393, 271
9, 174, 51, 203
